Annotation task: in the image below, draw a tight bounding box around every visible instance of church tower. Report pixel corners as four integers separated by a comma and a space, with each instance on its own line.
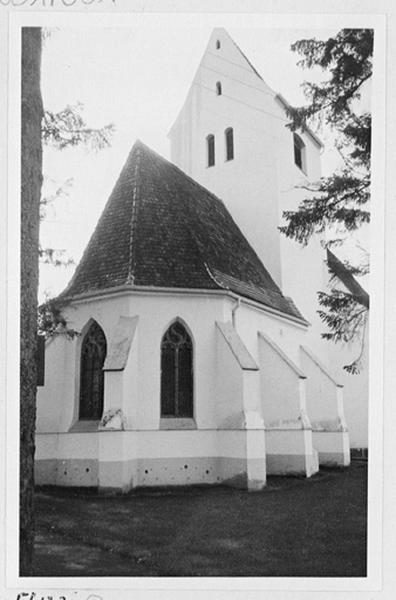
168, 28, 329, 359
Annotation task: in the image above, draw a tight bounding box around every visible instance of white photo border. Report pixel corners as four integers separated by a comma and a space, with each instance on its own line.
2, 4, 388, 598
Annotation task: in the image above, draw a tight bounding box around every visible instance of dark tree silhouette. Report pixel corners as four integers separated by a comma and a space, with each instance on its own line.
20, 28, 114, 574
20, 27, 43, 575
280, 29, 372, 371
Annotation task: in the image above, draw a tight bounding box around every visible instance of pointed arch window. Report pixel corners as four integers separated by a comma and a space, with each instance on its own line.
161, 321, 193, 418
79, 321, 107, 420
293, 133, 306, 173
216, 81, 222, 96
225, 127, 234, 161
206, 134, 215, 167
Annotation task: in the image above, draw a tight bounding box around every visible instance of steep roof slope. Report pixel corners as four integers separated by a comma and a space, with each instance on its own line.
60, 141, 305, 322
327, 249, 369, 309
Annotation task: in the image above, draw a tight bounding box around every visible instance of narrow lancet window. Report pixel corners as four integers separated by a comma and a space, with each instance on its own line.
225, 127, 234, 161
79, 321, 107, 420
293, 133, 306, 173
216, 40, 221, 49
161, 321, 193, 418
207, 134, 215, 167
216, 81, 222, 96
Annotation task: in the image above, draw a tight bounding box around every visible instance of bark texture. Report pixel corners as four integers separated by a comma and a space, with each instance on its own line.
20, 27, 43, 575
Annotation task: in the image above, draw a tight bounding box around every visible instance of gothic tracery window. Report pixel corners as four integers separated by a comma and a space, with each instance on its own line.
161, 321, 193, 418
79, 321, 107, 420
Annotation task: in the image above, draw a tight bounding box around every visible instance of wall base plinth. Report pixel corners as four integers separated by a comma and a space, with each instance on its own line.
312, 430, 350, 467
265, 428, 318, 477
35, 430, 267, 492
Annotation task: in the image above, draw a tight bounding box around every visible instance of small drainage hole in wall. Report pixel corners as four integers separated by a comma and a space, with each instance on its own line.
184, 465, 188, 469
86, 468, 90, 472
144, 469, 149, 474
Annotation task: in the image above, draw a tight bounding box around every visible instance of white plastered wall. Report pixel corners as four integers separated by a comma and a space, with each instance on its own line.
214, 323, 245, 428
37, 291, 232, 433
229, 298, 309, 367
38, 290, 309, 434
38, 289, 355, 487
36, 334, 75, 433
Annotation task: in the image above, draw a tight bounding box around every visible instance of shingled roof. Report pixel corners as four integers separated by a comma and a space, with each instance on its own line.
327, 249, 369, 309
60, 141, 305, 322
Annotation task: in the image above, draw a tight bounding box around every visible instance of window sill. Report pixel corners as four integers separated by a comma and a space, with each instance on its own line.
295, 164, 307, 176
69, 420, 100, 433
160, 418, 196, 430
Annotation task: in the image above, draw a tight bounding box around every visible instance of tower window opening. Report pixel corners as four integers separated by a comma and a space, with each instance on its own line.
216, 40, 221, 49
225, 127, 234, 161
206, 134, 215, 167
216, 81, 222, 96
293, 133, 306, 173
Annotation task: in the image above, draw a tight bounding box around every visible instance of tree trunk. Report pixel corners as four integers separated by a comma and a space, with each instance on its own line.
20, 27, 43, 576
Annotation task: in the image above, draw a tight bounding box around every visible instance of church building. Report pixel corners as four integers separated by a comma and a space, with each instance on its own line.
35, 28, 366, 493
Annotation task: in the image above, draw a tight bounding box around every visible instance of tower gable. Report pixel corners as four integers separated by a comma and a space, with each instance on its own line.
168, 27, 324, 306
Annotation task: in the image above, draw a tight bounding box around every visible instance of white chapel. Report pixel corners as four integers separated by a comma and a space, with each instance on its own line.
35, 28, 368, 492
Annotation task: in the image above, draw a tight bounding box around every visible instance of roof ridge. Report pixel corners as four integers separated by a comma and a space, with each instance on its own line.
143, 147, 224, 293
126, 144, 142, 284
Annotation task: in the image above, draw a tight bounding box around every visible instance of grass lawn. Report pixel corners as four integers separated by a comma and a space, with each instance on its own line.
33, 461, 367, 577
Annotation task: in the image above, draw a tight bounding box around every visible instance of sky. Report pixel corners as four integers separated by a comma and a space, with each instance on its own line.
38, 22, 367, 301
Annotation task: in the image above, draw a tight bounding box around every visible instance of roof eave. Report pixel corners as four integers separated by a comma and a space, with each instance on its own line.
61, 283, 309, 328
275, 93, 324, 149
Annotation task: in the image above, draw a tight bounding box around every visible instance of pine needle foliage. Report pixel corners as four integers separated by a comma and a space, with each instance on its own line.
39, 104, 114, 331
280, 29, 372, 369
37, 297, 79, 339
280, 28, 373, 246
42, 102, 115, 152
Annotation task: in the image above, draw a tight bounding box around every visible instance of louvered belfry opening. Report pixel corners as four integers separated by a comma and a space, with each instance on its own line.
161, 321, 193, 418
79, 321, 107, 420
